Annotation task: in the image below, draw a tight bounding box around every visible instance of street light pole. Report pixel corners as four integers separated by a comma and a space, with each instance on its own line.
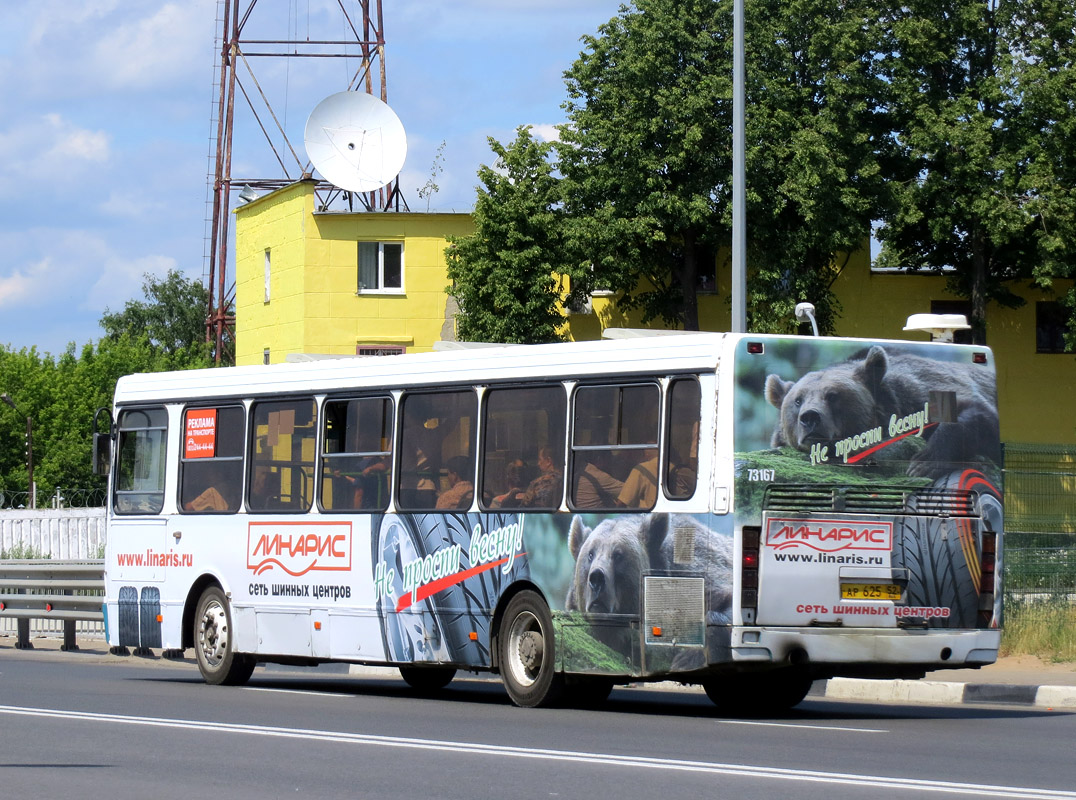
731, 0, 746, 333
1, 392, 34, 509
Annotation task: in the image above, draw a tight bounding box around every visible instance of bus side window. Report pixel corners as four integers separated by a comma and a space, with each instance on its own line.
397, 389, 476, 512
320, 396, 393, 512
479, 385, 566, 511
248, 398, 317, 513
664, 378, 701, 500
114, 407, 168, 515
179, 405, 244, 514
569, 383, 659, 510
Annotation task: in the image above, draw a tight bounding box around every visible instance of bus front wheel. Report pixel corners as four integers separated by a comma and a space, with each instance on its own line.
194, 586, 255, 686
498, 591, 563, 708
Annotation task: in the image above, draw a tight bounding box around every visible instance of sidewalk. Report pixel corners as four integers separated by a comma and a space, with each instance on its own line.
817, 654, 1076, 709
4, 633, 1076, 709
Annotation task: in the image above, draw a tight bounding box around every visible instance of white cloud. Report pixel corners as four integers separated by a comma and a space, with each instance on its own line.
0, 114, 111, 196
43, 114, 110, 162
98, 190, 161, 219
87, 254, 180, 313
91, 3, 214, 90
529, 124, 561, 143
0, 259, 50, 307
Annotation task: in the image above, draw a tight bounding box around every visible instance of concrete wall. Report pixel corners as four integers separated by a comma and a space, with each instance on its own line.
0, 508, 106, 559
0, 508, 106, 636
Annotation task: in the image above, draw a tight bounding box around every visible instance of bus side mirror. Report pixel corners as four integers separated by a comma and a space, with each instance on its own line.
93, 407, 114, 476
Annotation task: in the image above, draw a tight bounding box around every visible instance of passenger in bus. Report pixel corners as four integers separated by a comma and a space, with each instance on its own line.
617, 449, 659, 508
514, 446, 563, 508
184, 463, 232, 512
435, 455, 474, 509
490, 458, 527, 508
331, 455, 389, 509
573, 451, 623, 508
400, 446, 438, 508
249, 465, 277, 509
186, 483, 229, 512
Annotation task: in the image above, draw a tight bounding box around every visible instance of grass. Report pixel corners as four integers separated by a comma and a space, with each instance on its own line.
0, 543, 50, 560
1000, 601, 1076, 663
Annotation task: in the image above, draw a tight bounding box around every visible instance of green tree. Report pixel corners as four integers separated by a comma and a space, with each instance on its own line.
100, 269, 214, 361
558, 0, 731, 331
557, 0, 889, 334
446, 126, 572, 344
875, 0, 1076, 344
1013, 0, 1076, 348
0, 334, 203, 502
743, 0, 890, 334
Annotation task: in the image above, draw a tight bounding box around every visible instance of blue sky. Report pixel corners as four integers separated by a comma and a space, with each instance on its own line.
0, 0, 621, 355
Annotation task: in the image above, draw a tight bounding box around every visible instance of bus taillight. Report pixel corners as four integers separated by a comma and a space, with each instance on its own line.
978, 530, 998, 623
741, 526, 760, 623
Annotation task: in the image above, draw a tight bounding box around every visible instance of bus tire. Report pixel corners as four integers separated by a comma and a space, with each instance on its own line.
194, 586, 255, 686
498, 590, 563, 708
703, 669, 813, 715
399, 665, 456, 692
563, 675, 614, 707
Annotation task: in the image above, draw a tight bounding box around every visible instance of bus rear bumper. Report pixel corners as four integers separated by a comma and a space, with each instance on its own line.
731, 627, 1001, 673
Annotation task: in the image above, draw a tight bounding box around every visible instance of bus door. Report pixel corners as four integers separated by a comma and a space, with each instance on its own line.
110, 407, 170, 584
756, 486, 990, 630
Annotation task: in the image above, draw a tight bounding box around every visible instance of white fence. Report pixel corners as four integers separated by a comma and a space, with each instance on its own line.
0, 509, 106, 638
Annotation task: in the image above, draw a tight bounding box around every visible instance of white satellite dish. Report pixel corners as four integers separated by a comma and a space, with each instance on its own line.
304, 91, 407, 193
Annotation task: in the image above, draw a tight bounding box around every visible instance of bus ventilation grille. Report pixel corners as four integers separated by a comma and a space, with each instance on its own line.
644, 576, 705, 646
762, 485, 980, 517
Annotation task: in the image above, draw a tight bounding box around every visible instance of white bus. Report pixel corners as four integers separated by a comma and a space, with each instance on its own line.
96, 331, 1002, 710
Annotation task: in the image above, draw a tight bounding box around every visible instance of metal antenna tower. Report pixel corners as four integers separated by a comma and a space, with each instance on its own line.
205, 0, 406, 363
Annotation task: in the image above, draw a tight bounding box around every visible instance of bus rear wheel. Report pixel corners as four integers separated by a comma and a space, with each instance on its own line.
703, 668, 813, 715
194, 586, 255, 686
498, 591, 563, 708
399, 666, 456, 692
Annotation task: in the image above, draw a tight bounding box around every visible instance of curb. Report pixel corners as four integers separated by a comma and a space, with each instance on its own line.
820, 677, 1076, 709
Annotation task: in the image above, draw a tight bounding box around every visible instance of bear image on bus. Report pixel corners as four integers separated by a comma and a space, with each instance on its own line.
763, 344, 1001, 478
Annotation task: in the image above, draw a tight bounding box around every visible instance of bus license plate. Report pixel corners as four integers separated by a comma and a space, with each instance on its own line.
841, 583, 901, 601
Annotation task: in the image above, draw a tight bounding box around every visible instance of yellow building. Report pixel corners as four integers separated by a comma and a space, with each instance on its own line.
235, 180, 473, 365
235, 180, 1075, 445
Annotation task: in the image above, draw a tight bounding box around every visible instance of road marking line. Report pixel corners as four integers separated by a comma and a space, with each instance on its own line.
0, 704, 1072, 799
718, 718, 887, 733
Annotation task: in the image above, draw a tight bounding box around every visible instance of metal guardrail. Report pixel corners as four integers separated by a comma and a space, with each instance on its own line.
0, 559, 105, 650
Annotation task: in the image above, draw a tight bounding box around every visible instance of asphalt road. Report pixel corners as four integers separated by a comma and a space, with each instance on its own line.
1, 650, 1075, 800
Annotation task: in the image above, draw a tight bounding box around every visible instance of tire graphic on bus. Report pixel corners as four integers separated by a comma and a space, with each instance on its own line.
373, 512, 527, 667
117, 585, 139, 648
895, 470, 1001, 629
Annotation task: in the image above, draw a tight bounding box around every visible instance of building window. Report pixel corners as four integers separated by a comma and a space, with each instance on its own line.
1037, 301, 1071, 354
263, 348, 270, 365
264, 249, 271, 303
357, 345, 406, 357
358, 241, 404, 293
695, 244, 718, 293
930, 300, 974, 344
